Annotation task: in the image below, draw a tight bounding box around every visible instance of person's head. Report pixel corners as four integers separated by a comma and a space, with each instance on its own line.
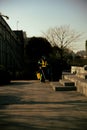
42, 56, 46, 60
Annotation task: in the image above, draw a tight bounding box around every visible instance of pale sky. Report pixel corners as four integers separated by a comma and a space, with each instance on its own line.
0, 0, 87, 51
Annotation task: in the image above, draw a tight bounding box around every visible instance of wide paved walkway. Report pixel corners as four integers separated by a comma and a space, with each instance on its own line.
0, 80, 87, 130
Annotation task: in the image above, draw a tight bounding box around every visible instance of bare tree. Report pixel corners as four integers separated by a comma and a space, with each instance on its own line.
43, 25, 82, 49
43, 25, 82, 60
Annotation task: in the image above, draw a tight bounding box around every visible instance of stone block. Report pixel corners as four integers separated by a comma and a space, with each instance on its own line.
77, 73, 87, 80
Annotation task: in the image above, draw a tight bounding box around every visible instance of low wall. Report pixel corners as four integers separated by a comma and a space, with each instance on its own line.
64, 67, 87, 96
76, 80, 87, 96
71, 66, 87, 74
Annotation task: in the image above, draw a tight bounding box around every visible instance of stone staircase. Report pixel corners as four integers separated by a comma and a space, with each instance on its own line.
51, 73, 76, 91
63, 66, 87, 96
51, 66, 87, 96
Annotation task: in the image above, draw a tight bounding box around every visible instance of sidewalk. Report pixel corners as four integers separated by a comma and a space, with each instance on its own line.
0, 80, 87, 130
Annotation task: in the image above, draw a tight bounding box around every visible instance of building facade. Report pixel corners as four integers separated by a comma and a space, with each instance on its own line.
0, 15, 25, 74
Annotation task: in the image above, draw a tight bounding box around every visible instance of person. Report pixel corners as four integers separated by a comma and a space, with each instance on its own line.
38, 56, 49, 82
38, 66, 45, 82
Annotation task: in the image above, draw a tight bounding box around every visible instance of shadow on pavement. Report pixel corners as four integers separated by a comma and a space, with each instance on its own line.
0, 96, 87, 129
0, 80, 36, 87
0, 95, 87, 107
0, 95, 20, 109
0, 121, 48, 130
10, 81, 34, 86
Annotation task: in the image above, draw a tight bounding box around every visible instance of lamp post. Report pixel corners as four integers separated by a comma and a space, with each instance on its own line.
0, 12, 9, 20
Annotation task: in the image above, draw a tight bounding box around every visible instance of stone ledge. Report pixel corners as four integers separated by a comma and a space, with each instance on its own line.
59, 79, 75, 86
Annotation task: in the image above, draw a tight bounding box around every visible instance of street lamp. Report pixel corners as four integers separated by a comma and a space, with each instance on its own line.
0, 12, 9, 20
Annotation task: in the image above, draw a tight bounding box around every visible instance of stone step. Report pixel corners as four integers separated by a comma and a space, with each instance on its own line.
63, 73, 87, 96
55, 86, 77, 91
50, 82, 76, 91
59, 79, 75, 86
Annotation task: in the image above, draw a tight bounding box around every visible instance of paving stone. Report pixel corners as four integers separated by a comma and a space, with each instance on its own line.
0, 80, 87, 130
